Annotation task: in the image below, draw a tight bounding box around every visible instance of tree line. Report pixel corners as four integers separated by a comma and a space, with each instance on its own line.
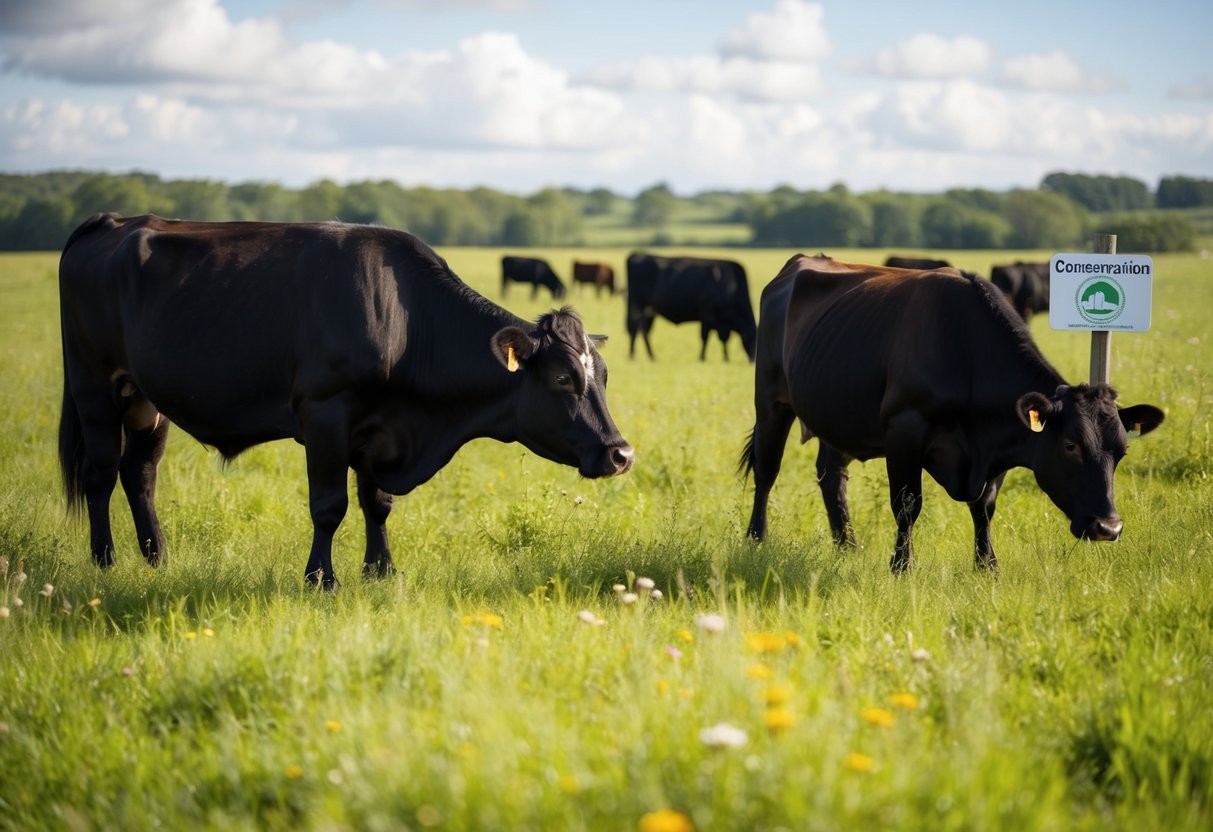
0, 169, 1205, 252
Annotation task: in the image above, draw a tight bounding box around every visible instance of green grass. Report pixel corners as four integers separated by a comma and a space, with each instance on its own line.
2, 247, 1212, 830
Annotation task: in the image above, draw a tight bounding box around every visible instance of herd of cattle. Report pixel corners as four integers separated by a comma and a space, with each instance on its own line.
57, 214, 1162, 584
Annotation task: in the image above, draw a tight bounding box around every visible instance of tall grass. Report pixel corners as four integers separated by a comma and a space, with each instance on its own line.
1, 247, 1210, 830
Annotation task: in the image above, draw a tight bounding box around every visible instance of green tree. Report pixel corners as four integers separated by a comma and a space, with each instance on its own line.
632, 183, 677, 229
1002, 189, 1087, 248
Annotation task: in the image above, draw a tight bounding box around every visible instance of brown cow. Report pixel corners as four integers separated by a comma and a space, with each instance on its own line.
572, 261, 616, 296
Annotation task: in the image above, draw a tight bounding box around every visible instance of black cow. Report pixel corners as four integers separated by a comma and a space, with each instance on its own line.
741, 254, 1164, 573
625, 253, 757, 361
991, 261, 1051, 320
502, 256, 566, 299
572, 261, 616, 296
59, 214, 632, 588
884, 255, 951, 270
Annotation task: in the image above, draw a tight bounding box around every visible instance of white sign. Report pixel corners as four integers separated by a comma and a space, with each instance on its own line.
1049, 253, 1153, 332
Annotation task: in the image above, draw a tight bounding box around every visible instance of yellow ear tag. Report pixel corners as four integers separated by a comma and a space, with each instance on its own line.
1029, 409, 1045, 432
506, 345, 519, 372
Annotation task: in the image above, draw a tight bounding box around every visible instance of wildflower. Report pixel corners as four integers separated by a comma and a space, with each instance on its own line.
696, 613, 726, 634
0, 607, 8, 620
861, 707, 895, 727
765, 707, 797, 734
911, 648, 931, 663
461, 613, 503, 628
651, 589, 664, 600
656, 678, 670, 696
285, 765, 304, 780
746, 632, 790, 654
325, 721, 341, 733
12, 598, 22, 608
559, 774, 580, 794
122, 667, 133, 677
39, 584, 54, 597
783, 631, 803, 647
664, 646, 682, 661
200, 628, 214, 637
676, 629, 694, 643
845, 752, 874, 772
699, 722, 748, 748
574, 495, 585, 506
638, 808, 695, 832
184, 631, 198, 640
621, 592, 638, 605
635, 577, 655, 592
577, 609, 605, 626
762, 685, 792, 707
88, 598, 102, 608
888, 692, 919, 710
612, 584, 627, 594
745, 663, 772, 680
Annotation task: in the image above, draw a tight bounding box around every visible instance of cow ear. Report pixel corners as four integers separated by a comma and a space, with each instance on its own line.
1118, 404, 1165, 438
491, 326, 536, 373
1016, 392, 1055, 432
588, 333, 608, 348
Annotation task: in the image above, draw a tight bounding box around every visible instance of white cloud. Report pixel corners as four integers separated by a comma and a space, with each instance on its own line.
1168, 76, 1213, 100
718, 0, 831, 63
580, 56, 822, 102
999, 49, 1123, 94
849, 33, 991, 80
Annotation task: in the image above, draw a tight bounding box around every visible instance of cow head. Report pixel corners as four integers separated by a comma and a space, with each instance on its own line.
492, 309, 633, 478
1016, 384, 1164, 541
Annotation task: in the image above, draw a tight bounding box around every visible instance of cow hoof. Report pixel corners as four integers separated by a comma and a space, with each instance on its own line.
362, 560, 397, 580
889, 555, 914, 575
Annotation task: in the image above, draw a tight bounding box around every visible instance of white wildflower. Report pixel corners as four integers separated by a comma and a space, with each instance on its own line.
635, 577, 655, 592
911, 648, 931, 663
40, 584, 54, 597
577, 609, 605, 626
699, 722, 748, 748
650, 589, 664, 601
621, 593, 638, 605
696, 613, 727, 634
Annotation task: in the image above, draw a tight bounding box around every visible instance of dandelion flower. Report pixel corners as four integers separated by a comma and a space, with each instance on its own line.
745, 632, 789, 654
285, 765, 304, 780
462, 613, 503, 628
888, 692, 919, 710
577, 609, 606, 626
861, 707, 895, 727
699, 722, 748, 748
40, 584, 54, 597
635, 577, 655, 592
676, 629, 694, 643
696, 613, 726, 634
184, 631, 198, 640
559, 774, 580, 794
88, 598, 101, 608
656, 678, 670, 696
745, 663, 772, 680
765, 708, 797, 734
638, 808, 694, 832
325, 721, 341, 733
763, 685, 792, 706
845, 752, 874, 772
203, 628, 215, 637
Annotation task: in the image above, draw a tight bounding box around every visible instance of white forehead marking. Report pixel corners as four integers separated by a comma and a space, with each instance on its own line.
579, 334, 595, 377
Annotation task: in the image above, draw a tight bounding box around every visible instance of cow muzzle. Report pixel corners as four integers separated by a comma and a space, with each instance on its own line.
1075, 516, 1123, 542
582, 443, 634, 478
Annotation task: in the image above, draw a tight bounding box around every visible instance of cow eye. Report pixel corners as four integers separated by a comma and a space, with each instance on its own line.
554, 373, 572, 388
1063, 439, 1080, 457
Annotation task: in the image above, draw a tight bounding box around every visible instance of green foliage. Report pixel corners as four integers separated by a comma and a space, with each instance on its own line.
632, 182, 678, 229
1041, 172, 1153, 212
1096, 213, 1197, 253
1002, 189, 1088, 249
1156, 176, 1213, 209
2, 248, 1212, 829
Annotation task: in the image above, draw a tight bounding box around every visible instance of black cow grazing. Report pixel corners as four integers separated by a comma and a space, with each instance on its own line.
572, 261, 616, 296
884, 255, 951, 270
625, 253, 757, 362
502, 256, 566, 299
59, 214, 633, 588
991, 261, 1051, 320
741, 254, 1164, 573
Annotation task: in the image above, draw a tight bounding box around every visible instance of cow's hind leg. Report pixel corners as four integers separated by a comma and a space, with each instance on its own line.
357, 471, 395, 578
298, 397, 353, 590
744, 402, 795, 540
118, 397, 170, 565
75, 386, 124, 567
968, 472, 1007, 571
884, 413, 927, 574
816, 443, 857, 548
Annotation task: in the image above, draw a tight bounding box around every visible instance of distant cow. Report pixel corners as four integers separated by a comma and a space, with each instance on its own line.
884, 255, 951, 270
502, 256, 566, 299
572, 261, 616, 296
59, 214, 632, 588
625, 253, 757, 361
991, 261, 1051, 320
741, 254, 1164, 573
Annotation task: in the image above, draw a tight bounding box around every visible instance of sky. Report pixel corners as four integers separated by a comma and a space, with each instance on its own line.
1, 0, 1211, 196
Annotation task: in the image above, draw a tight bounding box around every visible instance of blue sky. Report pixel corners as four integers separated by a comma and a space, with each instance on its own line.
1, 0, 1210, 195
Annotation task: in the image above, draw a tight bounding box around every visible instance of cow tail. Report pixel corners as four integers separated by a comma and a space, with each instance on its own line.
738, 429, 756, 481
58, 383, 85, 513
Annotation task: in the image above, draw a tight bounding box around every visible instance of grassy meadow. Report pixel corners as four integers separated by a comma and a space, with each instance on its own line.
1, 245, 1212, 831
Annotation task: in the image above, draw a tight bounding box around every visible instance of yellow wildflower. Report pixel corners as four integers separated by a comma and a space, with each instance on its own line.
676, 629, 694, 643
325, 721, 341, 733
88, 598, 102, 608
745, 663, 773, 680
462, 612, 503, 628
762, 685, 792, 707
638, 808, 695, 832
861, 707, 895, 727
845, 753, 874, 772
285, 765, 304, 779
202, 628, 215, 637
656, 678, 670, 696
764, 707, 797, 734
745, 632, 789, 654
888, 692, 919, 710
184, 631, 198, 640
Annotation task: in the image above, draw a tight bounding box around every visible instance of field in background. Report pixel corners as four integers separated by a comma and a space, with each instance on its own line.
1, 247, 1211, 830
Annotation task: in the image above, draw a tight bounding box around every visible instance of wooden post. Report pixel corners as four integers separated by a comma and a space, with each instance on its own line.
1089, 234, 1115, 384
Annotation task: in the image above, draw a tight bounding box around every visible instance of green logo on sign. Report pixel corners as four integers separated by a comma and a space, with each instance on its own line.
1076, 275, 1125, 325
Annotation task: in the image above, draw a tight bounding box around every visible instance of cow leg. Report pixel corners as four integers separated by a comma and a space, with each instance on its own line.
719, 330, 731, 362
642, 317, 656, 360
745, 403, 795, 540
118, 413, 170, 566
699, 323, 711, 361
69, 383, 124, 567
357, 471, 396, 578
299, 398, 353, 590
968, 472, 1007, 571
885, 415, 927, 574
816, 443, 857, 548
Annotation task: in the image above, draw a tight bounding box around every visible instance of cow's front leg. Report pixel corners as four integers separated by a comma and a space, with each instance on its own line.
968, 472, 1007, 571
885, 414, 927, 574
299, 397, 353, 590
357, 471, 395, 578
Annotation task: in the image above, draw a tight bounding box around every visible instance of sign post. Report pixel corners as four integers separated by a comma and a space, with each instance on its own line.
1049, 237, 1154, 385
